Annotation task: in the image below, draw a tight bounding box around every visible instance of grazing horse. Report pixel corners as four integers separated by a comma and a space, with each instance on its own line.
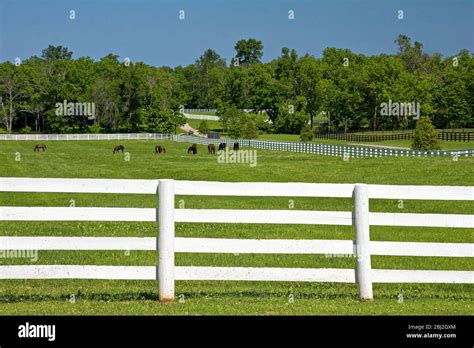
218, 143, 227, 152
113, 145, 125, 154
208, 144, 216, 154
233, 142, 240, 152
155, 145, 166, 154
33, 144, 46, 152
188, 143, 197, 155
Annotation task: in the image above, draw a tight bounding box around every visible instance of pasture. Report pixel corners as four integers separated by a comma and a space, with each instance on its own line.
0, 139, 473, 315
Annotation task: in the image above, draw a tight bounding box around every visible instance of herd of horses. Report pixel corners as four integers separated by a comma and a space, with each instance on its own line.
32, 142, 240, 155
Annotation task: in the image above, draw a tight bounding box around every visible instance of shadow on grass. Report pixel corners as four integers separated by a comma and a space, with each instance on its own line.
0, 286, 471, 303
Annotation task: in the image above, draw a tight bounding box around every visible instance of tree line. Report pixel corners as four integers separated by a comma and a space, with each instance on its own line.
0, 35, 472, 135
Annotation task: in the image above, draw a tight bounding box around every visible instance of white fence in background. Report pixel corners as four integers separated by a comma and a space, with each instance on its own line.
183, 112, 219, 121
0, 178, 473, 301
0, 133, 473, 158
0, 133, 171, 141
183, 109, 217, 113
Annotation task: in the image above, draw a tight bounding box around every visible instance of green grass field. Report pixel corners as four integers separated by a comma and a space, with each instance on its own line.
185, 118, 222, 132
0, 139, 472, 315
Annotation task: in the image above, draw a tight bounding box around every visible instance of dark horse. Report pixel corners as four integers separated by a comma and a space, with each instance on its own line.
218, 143, 227, 151
207, 144, 216, 154
233, 142, 240, 151
33, 144, 46, 152
188, 143, 197, 155
113, 145, 125, 154
155, 145, 166, 154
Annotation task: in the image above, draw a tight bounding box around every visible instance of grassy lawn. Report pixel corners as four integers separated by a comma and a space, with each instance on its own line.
258, 133, 348, 145
0, 139, 472, 315
185, 119, 222, 132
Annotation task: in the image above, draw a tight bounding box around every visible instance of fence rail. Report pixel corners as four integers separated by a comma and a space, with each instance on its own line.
0, 178, 473, 301
183, 112, 219, 121
314, 131, 474, 142
0, 133, 473, 158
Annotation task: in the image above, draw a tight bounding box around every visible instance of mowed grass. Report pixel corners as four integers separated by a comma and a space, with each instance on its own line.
0, 140, 473, 315
185, 118, 222, 132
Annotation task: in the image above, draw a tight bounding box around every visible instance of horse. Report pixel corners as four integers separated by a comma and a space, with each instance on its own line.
233, 142, 240, 152
33, 144, 46, 152
155, 145, 166, 154
218, 143, 227, 151
113, 145, 125, 154
188, 143, 197, 155
208, 144, 216, 154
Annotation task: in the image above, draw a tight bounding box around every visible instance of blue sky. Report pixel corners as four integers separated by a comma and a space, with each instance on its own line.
0, 0, 473, 67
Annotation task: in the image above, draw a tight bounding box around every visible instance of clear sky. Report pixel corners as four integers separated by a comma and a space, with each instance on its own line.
0, 0, 472, 67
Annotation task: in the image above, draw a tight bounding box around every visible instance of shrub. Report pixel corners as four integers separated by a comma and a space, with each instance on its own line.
242, 119, 259, 139
198, 120, 209, 134
411, 116, 441, 150
19, 126, 32, 134
300, 124, 313, 142
228, 119, 243, 138
87, 123, 102, 134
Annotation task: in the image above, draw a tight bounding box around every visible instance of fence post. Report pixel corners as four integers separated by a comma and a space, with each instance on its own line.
157, 179, 175, 302
354, 184, 373, 301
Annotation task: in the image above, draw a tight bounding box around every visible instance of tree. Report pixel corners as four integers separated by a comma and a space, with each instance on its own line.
361, 55, 405, 131
91, 77, 121, 131
144, 106, 184, 133
274, 98, 309, 134
242, 118, 258, 139
221, 106, 244, 138
434, 50, 473, 129
41, 45, 73, 60
198, 120, 209, 134
300, 124, 313, 142
2, 39, 472, 135
395, 35, 431, 73
228, 118, 244, 138
234, 39, 263, 65
0, 62, 24, 133
411, 116, 441, 150
295, 55, 322, 128
190, 49, 226, 107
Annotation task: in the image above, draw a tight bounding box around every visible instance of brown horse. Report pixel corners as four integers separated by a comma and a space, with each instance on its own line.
113, 145, 125, 154
33, 144, 46, 152
207, 144, 216, 154
155, 145, 166, 154
218, 143, 226, 151
188, 143, 197, 155
233, 142, 240, 152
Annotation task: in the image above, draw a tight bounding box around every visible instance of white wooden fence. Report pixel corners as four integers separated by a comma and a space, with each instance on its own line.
183, 112, 219, 121
1, 133, 472, 158
0, 178, 473, 301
